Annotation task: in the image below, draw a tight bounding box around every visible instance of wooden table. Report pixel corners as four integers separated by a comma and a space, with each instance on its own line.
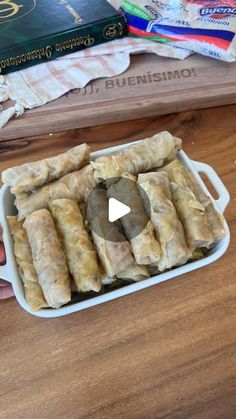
0, 106, 236, 419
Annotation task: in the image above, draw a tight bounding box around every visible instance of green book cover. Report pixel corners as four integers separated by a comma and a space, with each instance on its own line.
0, 0, 127, 75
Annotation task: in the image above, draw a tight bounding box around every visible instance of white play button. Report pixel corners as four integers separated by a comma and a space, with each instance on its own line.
108, 197, 131, 223
87, 177, 151, 242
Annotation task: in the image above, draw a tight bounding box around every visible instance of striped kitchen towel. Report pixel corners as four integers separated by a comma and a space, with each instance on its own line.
0, 36, 191, 130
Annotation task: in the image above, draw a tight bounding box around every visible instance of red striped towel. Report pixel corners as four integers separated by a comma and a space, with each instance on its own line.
0, 37, 190, 130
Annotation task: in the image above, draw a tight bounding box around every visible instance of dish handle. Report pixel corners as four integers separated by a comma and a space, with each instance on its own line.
192, 161, 230, 213
0, 264, 11, 283
0, 187, 12, 283
0, 222, 11, 281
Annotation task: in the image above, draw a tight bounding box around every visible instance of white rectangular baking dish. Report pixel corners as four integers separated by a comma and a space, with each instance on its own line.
0, 141, 230, 318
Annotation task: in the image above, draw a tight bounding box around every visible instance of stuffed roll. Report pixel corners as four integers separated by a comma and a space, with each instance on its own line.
86, 188, 134, 277
163, 159, 216, 249
24, 209, 71, 308
49, 198, 101, 293
187, 170, 225, 243
16, 164, 96, 220
116, 262, 150, 282
138, 172, 191, 271
2, 143, 90, 193
107, 175, 161, 265
7, 216, 48, 311
92, 132, 182, 181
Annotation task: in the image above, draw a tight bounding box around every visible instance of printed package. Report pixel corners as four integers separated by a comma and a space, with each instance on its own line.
120, 0, 236, 61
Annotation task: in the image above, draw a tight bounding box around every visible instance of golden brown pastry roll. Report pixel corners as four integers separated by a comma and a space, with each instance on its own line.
49, 199, 101, 293
15, 189, 51, 221
116, 262, 150, 282
107, 175, 161, 265
92, 132, 182, 181
102, 264, 149, 284
2, 143, 90, 194
86, 188, 134, 277
23, 209, 71, 309
148, 247, 205, 276
101, 261, 149, 283
163, 159, 217, 249
7, 216, 48, 311
138, 172, 192, 271
187, 170, 226, 243
16, 164, 96, 220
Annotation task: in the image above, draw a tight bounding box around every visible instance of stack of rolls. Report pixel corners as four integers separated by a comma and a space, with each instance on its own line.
2, 132, 226, 310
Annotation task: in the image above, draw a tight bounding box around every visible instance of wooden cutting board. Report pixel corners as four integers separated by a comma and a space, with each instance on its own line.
1, 53, 236, 140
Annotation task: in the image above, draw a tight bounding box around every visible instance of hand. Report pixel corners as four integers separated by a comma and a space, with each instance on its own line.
0, 226, 14, 299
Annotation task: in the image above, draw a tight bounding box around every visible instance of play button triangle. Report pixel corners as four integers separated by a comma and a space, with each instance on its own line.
108, 197, 131, 223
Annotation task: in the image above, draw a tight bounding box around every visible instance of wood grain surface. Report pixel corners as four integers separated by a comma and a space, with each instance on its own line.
1, 53, 236, 141
0, 105, 236, 419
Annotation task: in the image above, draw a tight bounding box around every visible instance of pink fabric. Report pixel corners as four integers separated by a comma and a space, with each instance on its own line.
0, 226, 14, 299
5, 37, 191, 111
